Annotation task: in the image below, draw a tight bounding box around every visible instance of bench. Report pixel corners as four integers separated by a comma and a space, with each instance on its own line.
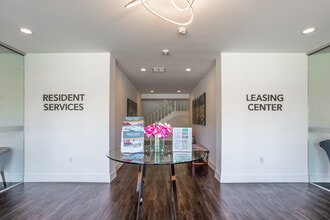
192, 144, 209, 175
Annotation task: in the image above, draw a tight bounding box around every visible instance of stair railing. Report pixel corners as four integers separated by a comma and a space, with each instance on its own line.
144, 100, 189, 125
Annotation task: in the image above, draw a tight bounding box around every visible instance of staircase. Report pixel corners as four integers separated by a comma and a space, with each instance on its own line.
144, 100, 189, 125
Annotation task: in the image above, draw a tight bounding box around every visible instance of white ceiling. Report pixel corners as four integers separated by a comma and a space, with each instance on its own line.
1, 0, 329, 93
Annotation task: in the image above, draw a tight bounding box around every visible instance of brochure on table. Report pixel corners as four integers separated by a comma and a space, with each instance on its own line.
122, 152, 144, 163
172, 127, 192, 161
172, 127, 192, 151
172, 152, 192, 163
121, 116, 145, 153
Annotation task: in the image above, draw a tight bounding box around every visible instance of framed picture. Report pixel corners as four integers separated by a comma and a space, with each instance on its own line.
192, 99, 197, 124
192, 92, 206, 125
127, 98, 137, 116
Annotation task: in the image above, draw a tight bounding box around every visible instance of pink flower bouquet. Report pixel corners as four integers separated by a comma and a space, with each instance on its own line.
144, 122, 173, 139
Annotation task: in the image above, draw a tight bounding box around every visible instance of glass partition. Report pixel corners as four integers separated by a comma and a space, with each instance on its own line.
308, 45, 330, 190
0, 44, 24, 191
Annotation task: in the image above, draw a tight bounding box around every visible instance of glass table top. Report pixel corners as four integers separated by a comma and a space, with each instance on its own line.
107, 146, 206, 165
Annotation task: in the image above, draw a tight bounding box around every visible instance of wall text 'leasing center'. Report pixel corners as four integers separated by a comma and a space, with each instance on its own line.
246, 94, 284, 111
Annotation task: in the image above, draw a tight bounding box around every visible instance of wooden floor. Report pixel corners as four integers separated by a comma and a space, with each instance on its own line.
1, 164, 330, 220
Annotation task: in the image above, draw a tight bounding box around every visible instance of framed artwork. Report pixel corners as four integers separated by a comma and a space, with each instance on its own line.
127, 98, 137, 116
192, 92, 206, 125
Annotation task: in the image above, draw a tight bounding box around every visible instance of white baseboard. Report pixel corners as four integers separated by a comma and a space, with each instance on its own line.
115, 162, 123, 170
110, 170, 117, 182
220, 174, 308, 183
205, 160, 308, 183
208, 159, 216, 171
214, 170, 221, 182
24, 174, 111, 183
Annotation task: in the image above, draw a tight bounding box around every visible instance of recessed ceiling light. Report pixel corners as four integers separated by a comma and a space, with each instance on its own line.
140, 68, 146, 72
20, 28, 32, 34
185, 68, 191, 72
162, 49, 170, 55
302, 27, 316, 34
150, 90, 154, 93
177, 90, 181, 93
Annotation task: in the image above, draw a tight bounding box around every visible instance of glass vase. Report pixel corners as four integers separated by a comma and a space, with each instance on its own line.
192, 136, 196, 144
151, 135, 164, 153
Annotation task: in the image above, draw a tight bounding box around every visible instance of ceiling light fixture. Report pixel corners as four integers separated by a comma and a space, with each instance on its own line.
177, 90, 181, 93
20, 28, 32, 34
150, 90, 154, 93
125, 0, 142, 8
125, 0, 194, 26
185, 68, 191, 72
140, 68, 147, 72
302, 27, 316, 34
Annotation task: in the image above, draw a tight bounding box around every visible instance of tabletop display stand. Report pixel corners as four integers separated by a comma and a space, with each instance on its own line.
172, 127, 192, 151
121, 117, 144, 153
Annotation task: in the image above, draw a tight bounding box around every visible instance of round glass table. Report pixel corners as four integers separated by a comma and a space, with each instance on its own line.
107, 146, 207, 220
107, 146, 206, 165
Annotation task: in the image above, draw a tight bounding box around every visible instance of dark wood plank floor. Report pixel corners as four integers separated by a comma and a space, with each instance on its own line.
1, 164, 330, 220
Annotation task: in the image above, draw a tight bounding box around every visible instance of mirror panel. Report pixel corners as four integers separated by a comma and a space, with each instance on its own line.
0, 44, 24, 191
308, 45, 330, 190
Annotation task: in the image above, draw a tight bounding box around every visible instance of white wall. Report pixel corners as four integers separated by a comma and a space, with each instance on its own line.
308, 52, 330, 182
221, 53, 308, 182
24, 53, 110, 182
215, 55, 222, 180
191, 66, 217, 170
109, 56, 116, 180
115, 67, 141, 148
